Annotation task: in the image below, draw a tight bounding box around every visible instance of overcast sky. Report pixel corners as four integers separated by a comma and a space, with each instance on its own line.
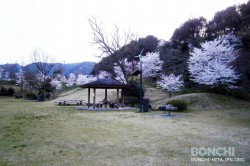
0, 0, 247, 65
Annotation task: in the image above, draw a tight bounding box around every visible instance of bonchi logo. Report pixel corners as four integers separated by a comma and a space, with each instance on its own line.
191, 147, 235, 157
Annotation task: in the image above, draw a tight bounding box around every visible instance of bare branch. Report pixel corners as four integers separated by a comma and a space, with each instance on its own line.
88, 16, 136, 83
88, 16, 114, 56
30, 48, 55, 77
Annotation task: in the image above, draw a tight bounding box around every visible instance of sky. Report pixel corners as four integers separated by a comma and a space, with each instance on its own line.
0, 0, 248, 65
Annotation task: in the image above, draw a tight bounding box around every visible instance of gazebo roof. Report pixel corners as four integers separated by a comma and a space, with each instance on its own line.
80, 77, 127, 89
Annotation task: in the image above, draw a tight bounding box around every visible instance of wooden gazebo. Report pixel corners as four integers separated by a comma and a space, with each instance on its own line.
79, 77, 127, 109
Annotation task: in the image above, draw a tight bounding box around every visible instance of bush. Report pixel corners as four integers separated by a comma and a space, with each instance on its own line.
7, 87, 15, 96
166, 99, 188, 111
26, 92, 37, 100
45, 93, 51, 100
124, 81, 145, 100
123, 96, 139, 107
0, 86, 15, 96
0, 86, 8, 96
37, 91, 46, 101
230, 89, 250, 101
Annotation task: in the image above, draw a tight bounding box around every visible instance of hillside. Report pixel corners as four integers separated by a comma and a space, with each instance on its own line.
61, 62, 96, 76
0, 61, 96, 78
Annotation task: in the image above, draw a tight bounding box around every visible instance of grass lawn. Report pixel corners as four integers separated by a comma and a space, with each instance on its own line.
0, 94, 250, 166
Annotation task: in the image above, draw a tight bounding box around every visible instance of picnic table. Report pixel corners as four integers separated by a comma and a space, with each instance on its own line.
158, 104, 177, 116
97, 100, 118, 109
55, 100, 85, 106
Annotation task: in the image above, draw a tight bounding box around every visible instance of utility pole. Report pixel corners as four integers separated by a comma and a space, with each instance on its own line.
136, 49, 144, 112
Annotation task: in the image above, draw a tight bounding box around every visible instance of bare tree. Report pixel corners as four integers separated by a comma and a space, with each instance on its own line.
88, 16, 136, 83
30, 48, 55, 77
30, 48, 56, 101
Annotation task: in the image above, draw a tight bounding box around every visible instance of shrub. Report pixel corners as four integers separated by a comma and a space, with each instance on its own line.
123, 96, 139, 107
0, 86, 7, 92
37, 91, 46, 101
0, 86, 8, 96
45, 93, 51, 100
26, 92, 37, 100
166, 99, 188, 111
124, 81, 145, 100
7, 87, 15, 96
230, 89, 250, 101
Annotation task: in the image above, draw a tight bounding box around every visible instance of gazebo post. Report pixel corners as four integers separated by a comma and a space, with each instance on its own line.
121, 89, 124, 108
93, 88, 96, 109
105, 88, 107, 101
88, 88, 90, 108
116, 88, 119, 109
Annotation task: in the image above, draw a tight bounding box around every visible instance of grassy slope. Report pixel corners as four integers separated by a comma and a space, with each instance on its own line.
167, 92, 250, 110
49, 88, 119, 104
0, 91, 250, 166
144, 86, 169, 109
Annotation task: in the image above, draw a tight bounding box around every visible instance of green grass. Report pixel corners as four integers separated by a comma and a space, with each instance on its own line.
0, 95, 250, 166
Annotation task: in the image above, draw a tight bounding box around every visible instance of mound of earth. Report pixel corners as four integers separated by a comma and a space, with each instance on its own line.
144, 87, 250, 111
165, 93, 250, 111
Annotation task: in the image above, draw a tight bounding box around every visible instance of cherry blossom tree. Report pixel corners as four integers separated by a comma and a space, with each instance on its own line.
60, 75, 67, 84
113, 58, 136, 84
76, 74, 88, 86
34, 72, 52, 91
114, 65, 127, 83
32, 72, 53, 101
0, 67, 4, 79
76, 74, 87, 86
15, 69, 25, 94
188, 33, 240, 90
123, 58, 136, 74
65, 73, 76, 89
157, 74, 183, 97
50, 74, 63, 90
76, 74, 97, 86
28, 48, 56, 100
4, 72, 10, 81
50, 79, 62, 90
97, 71, 112, 79
113, 52, 163, 83
86, 75, 97, 83
141, 52, 163, 78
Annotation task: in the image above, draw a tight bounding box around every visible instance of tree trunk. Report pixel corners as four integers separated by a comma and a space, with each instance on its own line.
169, 91, 172, 98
